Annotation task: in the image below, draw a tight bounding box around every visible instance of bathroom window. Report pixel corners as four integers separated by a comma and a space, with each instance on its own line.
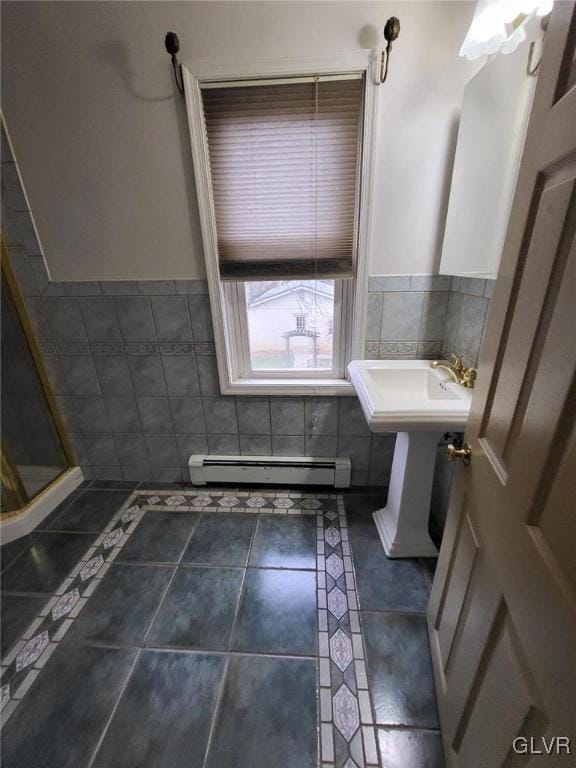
242, 280, 338, 372
184, 53, 377, 394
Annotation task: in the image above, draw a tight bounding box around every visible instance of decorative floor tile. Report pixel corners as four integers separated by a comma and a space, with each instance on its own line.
218, 496, 239, 507
16, 632, 49, 673
333, 685, 360, 742
302, 498, 321, 509
325, 526, 341, 547
164, 495, 186, 506
330, 629, 353, 672
80, 555, 104, 582
326, 553, 344, 580
328, 587, 348, 620
102, 528, 122, 550
314, 493, 385, 767
121, 506, 139, 524
246, 496, 267, 508
273, 497, 294, 509
190, 496, 212, 507
51, 589, 80, 622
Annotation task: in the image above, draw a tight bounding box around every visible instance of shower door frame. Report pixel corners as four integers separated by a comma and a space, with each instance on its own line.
1, 237, 76, 516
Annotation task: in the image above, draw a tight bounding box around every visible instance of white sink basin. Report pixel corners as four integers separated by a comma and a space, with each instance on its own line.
347, 360, 472, 432
347, 359, 473, 558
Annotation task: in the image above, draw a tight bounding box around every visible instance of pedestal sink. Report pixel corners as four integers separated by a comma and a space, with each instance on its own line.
347, 360, 472, 558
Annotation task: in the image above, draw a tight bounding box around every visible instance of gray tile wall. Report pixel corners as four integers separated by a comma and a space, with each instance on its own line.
3, 264, 398, 485
365, 274, 493, 368
2, 125, 492, 492
440, 276, 493, 368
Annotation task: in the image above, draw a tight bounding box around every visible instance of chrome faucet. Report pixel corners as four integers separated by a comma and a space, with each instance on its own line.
431, 353, 477, 389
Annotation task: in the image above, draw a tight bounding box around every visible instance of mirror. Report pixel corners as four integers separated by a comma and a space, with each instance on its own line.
439, 39, 537, 279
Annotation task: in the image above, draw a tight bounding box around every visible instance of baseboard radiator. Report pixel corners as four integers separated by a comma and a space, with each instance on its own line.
189, 455, 351, 488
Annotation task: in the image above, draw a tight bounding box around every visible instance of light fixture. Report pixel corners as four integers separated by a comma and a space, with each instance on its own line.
459, 0, 553, 61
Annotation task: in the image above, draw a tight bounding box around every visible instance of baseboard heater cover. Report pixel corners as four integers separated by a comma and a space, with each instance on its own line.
188, 455, 351, 488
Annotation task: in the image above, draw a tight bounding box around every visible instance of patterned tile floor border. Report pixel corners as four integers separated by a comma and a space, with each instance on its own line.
0, 493, 144, 727
316, 494, 379, 767
0, 488, 379, 767
136, 488, 336, 515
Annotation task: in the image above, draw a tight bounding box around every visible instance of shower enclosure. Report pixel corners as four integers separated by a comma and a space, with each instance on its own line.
1, 241, 73, 517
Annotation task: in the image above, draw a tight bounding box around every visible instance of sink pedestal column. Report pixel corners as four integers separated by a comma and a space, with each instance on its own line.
373, 431, 441, 558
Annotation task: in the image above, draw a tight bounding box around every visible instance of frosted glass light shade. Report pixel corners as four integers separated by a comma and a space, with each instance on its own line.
460, 0, 553, 60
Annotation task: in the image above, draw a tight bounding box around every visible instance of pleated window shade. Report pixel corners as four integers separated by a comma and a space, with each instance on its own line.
201, 75, 364, 281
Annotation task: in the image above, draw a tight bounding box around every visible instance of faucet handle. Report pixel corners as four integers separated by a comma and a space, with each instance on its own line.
461, 366, 477, 389
449, 353, 464, 374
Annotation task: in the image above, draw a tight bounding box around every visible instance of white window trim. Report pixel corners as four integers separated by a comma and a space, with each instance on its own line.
182, 51, 379, 396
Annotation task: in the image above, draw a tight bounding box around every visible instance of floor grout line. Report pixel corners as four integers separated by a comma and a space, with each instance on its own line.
53, 640, 319, 661
85, 647, 143, 768
199, 511, 259, 768
358, 607, 429, 617
139, 513, 203, 648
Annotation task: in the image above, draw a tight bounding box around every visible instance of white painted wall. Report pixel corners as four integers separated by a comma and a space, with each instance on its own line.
1, 1, 479, 281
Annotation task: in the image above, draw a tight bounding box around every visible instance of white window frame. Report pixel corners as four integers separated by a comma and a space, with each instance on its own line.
182, 51, 379, 396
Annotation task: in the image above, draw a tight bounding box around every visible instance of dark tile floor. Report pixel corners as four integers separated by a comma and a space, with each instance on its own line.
1, 484, 444, 768
346, 492, 444, 765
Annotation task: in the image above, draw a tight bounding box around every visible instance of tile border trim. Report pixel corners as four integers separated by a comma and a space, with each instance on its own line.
316, 495, 379, 767
0, 491, 145, 727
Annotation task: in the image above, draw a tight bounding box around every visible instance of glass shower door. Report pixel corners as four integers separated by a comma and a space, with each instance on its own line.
1, 245, 71, 515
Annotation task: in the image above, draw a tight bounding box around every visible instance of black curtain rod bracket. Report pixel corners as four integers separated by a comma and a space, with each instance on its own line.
165, 31, 185, 96
379, 16, 400, 84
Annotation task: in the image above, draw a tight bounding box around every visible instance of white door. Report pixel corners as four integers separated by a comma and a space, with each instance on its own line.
428, 3, 576, 766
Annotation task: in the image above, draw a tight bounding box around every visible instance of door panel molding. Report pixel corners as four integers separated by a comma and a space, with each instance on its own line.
428, 4, 576, 765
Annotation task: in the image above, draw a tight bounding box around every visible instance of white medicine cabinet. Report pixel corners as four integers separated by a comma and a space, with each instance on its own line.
439, 37, 538, 279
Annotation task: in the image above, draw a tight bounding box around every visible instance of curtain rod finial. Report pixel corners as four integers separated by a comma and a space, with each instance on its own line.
164, 32, 180, 58
164, 31, 185, 96
379, 16, 400, 84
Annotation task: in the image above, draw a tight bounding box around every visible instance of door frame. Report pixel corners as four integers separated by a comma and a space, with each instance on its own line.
1, 237, 75, 514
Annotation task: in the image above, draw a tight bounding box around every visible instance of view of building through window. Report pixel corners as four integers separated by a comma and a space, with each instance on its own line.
245, 280, 335, 370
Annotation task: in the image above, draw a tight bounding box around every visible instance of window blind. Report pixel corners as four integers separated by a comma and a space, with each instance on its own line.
201, 75, 364, 281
